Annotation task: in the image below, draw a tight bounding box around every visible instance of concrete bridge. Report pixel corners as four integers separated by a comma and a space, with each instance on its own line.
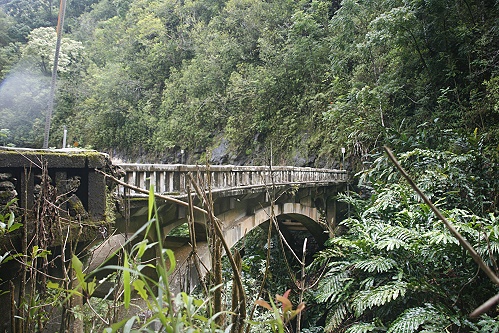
0, 147, 348, 298
114, 163, 347, 239
98, 163, 348, 292
0, 147, 349, 332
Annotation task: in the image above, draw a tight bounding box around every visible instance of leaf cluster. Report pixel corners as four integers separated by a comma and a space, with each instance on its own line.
310, 143, 499, 332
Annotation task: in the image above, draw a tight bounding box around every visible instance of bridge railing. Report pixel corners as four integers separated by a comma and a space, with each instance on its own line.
115, 164, 347, 196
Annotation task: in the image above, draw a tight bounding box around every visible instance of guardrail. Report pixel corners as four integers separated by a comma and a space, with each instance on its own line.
116, 164, 347, 196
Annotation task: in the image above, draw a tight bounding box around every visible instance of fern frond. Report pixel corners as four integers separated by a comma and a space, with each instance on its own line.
387, 305, 442, 333
345, 322, 378, 333
324, 303, 349, 332
478, 239, 499, 259
331, 236, 372, 251
366, 223, 417, 251
385, 224, 418, 241
375, 237, 408, 250
312, 246, 346, 264
354, 257, 397, 273
424, 229, 459, 246
316, 269, 351, 303
363, 183, 409, 216
476, 314, 499, 333
359, 276, 375, 289
352, 281, 407, 317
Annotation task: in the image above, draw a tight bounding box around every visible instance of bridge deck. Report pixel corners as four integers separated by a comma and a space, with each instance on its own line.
116, 164, 347, 196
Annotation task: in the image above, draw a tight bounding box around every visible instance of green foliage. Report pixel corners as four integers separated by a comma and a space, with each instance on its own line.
320, 0, 499, 161
70, 254, 97, 297
0, 128, 9, 145
0, 198, 21, 236
476, 315, 499, 333
168, 222, 190, 237
386, 305, 442, 333
21, 27, 84, 75
0, 0, 57, 41
0, 199, 21, 271
344, 322, 378, 333
352, 281, 407, 317
310, 142, 499, 332
0, 0, 497, 162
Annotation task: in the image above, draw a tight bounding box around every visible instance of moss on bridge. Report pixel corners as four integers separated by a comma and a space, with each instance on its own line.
0, 147, 111, 247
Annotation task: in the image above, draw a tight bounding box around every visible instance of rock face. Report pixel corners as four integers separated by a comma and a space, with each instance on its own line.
210, 138, 230, 165
0, 173, 17, 205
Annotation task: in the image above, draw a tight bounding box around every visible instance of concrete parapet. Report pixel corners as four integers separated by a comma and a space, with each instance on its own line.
0, 147, 111, 247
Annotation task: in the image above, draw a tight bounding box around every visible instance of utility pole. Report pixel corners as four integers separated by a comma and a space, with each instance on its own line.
341, 147, 345, 170
43, 0, 67, 149
341, 147, 350, 218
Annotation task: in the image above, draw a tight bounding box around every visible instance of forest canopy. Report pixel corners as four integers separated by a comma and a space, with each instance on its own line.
0, 0, 497, 166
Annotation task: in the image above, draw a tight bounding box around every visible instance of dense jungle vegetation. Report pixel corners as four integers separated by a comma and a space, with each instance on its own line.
0, 0, 496, 165
0, 0, 498, 332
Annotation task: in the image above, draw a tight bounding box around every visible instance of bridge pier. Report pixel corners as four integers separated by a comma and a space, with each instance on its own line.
0, 147, 113, 333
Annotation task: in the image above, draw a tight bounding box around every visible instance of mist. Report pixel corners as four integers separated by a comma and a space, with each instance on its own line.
0, 62, 50, 147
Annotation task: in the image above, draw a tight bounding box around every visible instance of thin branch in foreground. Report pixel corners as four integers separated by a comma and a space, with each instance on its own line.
188, 174, 247, 333
383, 145, 499, 317
95, 169, 208, 215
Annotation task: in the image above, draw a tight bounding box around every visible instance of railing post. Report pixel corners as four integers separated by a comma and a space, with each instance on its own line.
116, 164, 347, 195
158, 171, 165, 193
181, 167, 187, 192
173, 169, 180, 193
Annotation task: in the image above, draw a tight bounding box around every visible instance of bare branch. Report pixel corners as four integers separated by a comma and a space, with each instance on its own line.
384, 145, 499, 318
384, 146, 499, 286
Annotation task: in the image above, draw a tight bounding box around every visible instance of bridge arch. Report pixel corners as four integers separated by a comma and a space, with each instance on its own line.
90, 164, 347, 294
220, 202, 328, 250
165, 198, 334, 293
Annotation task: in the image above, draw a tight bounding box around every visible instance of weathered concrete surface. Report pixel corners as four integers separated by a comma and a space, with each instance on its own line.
0, 147, 117, 333
0, 147, 107, 168
116, 163, 347, 196
0, 147, 111, 247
